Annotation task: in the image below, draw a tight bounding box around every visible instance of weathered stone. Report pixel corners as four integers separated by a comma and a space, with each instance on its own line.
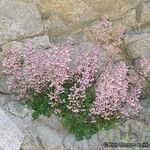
98, 129, 116, 143
49, 29, 89, 45
23, 35, 50, 49
83, 0, 121, 20
0, 108, 24, 150
33, 0, 121, 35
75, 139, 92, 150
5, 101, 29, 118
0, 52, 8, 94
36, 124, 64, 150
139, 1, 150, 27
121, 9, 137, 30
6, 112, 42, 150
64, 134, 75, 150
44, 12, 68, 36
139, 97, 150, 125
36, 114, 67, 134
33, 0, 145, 33
119, 0, 140, 14
124, 29, 150, 58
21, 126, 42, 150
0, 0, 44, 45
81, 139, 89, 150
2, 35, 50, 52
129, 120, 149, 141
0, 95, 14, 108
120, 119, 149, 142
0, 52, 3, 77
0, 79, 9, 94
21, 142, 41, 150
64, 134, 89, 150
34, 0, 97, 26
141, 79, 150, 97
88, 133, 102, 150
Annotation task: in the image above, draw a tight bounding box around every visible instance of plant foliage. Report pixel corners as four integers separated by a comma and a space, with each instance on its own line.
2, 16, 150, 141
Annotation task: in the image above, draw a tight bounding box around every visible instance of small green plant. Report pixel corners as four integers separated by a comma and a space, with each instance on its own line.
3, 16, 149, 141
26, 80, 117, 141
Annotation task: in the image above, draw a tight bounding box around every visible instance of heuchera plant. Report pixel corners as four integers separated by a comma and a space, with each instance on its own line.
2, 16, 150, 141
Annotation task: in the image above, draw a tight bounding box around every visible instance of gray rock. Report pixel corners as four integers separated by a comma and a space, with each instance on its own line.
139, 1, 150, 27
49, 29, 88, 45
6, 101, 29, 118
98, 129, 116, 144
0, 79, 10, 94
6, 112, 42, 150
64, 134, 91, 150
21, 142, 42, 150
0, 0, 44, 45
74, 139, 91, 150
23, 35, 50, 49
0, 95, 14, 108
0, 51, 9, 94
139, 97, 150, 125
36, 124, 64, 150
88, 133, 102, 150
36, 114, 67, 134
63, 134, 75, 150
44, 12, 68, 36
21, 126, 42, 150
129, 120, 149, 141
121, 9, 137, 29
0, 108, 24, 150
124, 29, 150, 58
2, 35, 49, 52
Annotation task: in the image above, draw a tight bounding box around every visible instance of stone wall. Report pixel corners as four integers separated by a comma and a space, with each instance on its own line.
0, 0, 150, 149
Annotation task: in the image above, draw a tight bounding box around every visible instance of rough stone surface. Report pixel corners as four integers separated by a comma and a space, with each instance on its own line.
0, 52, 8, 94
23, 35, 50, 49
1, 35, 50, 51
121, 9, 137, 30
139, 1, 150, 27
63, 135, 75, 150
0, 95, 15, 109
0, 0, 44, 45
0, 52, 3, 78
36, 114, 67, 134
64, 135, 89, 150
5, 101, 29, 118
88, 134, 102, 150
33, 0, 142, 34
6, 112, 42, 150
0, 108, 24, 150
44, 12, 68, 36
129, 120, 149, 141
36, 124, 64, 150
34, 0, 97, 26
124, 29, 150, 58
21, 126, 42, 150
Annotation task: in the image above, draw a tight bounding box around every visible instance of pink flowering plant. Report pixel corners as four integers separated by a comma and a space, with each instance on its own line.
2, 17, 150, 141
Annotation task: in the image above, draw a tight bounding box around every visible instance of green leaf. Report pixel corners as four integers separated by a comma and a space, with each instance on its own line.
32, 111, 39, 120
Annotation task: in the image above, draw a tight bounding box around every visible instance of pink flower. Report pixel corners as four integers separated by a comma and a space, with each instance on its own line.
2, 17, 145, 121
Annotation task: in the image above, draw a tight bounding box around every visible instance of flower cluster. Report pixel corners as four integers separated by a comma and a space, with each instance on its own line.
135, 56, 150, 78
2, 17, 150, 129
67, 45, 100, 113
90, 62, 129, 119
